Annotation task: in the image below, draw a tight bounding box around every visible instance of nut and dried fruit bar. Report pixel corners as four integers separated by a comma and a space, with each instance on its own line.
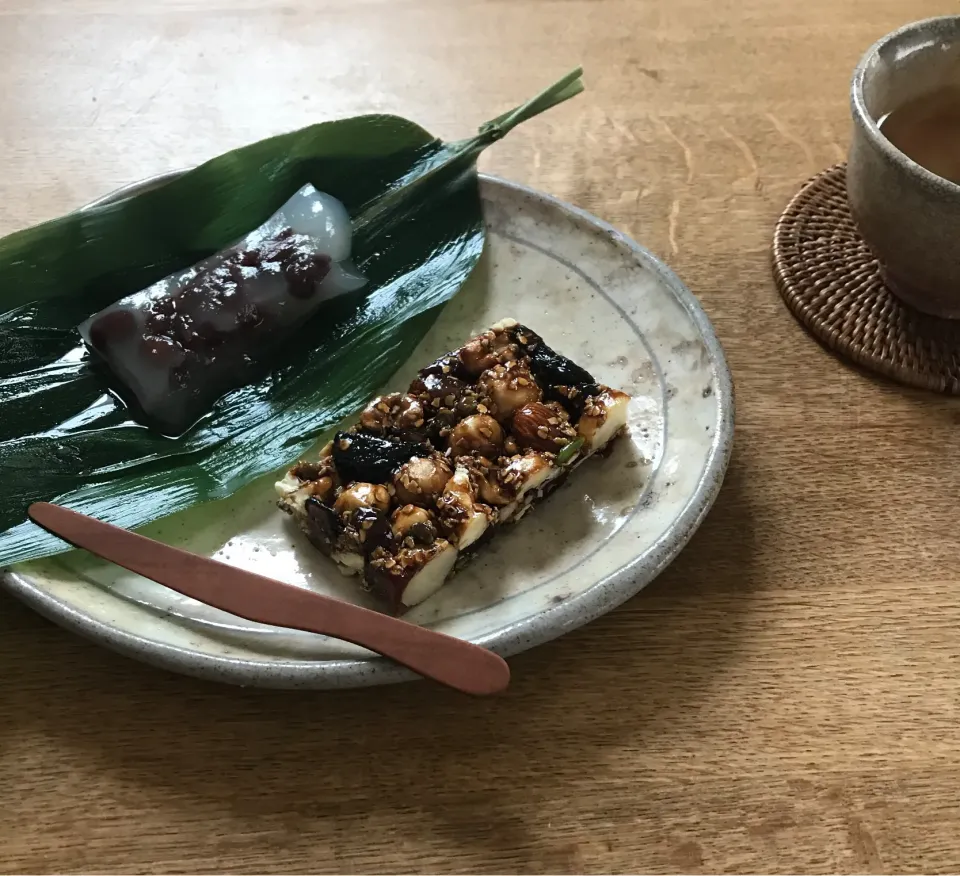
276, 318, 630, 613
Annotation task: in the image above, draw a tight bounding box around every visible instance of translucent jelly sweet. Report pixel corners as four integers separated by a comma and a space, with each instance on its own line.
79, 185, 365, 434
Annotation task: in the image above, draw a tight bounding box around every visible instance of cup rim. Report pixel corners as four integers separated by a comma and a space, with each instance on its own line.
851, 14, 960, 194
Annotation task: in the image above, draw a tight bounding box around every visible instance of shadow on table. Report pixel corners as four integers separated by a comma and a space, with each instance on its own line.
0, 449, 757, 871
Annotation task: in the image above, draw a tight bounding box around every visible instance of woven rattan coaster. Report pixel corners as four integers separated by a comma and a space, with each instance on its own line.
773, 162, 960, 393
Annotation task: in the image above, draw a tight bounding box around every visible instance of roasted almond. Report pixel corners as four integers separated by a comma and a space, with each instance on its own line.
512, 402, 577, 452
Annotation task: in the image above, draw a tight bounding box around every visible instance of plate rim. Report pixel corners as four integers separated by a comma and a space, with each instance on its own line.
1, 172, 734, 689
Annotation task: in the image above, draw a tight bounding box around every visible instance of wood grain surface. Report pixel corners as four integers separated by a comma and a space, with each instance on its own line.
2, 0, 959, 872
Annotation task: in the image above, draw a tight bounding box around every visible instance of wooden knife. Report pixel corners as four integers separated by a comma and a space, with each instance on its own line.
28, 502, 510, 696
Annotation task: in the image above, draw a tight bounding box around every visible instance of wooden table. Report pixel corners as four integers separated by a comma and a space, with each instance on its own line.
2, 0, 959, 872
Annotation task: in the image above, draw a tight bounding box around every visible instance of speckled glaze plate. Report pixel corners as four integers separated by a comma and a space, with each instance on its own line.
1, 175, 733, 689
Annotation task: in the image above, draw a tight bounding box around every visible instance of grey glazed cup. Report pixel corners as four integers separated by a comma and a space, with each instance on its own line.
848, 16, 960, 319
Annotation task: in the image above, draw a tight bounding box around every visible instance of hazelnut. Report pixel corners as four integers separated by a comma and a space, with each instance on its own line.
448, 414, 503, 458
436, 465, 493, 549
333, 482, 391, 516
457, 457, 511, 507
391, 504, 436, 543
359, 393, 401, 433
393, 394, 426, 431
290, 459, 338, 500
359, 393, 425, 435
477, 363, 541, 421
458, 329, 518, 376
290, 459, 323, 481
308, 475, 336, 502
512, 402, 578, 453
476, 470, 512, 506
393, 455, 453, 506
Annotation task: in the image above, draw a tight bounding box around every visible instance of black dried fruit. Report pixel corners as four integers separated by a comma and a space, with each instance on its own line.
407, 520, 436, 546
513, 325, 597, 386
305, 496, 340, 549
515, 323, 597, 416
527, 342, 596, 388
353, 507, 393, 555
331, 431, 425, 484
409, 371, 466, 405
424, 407, 458, 445
418, 351, 468, 381
363, 562, 408, 615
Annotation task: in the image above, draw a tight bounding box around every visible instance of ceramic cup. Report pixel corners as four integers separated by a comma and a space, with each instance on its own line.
848, 16, 960, 319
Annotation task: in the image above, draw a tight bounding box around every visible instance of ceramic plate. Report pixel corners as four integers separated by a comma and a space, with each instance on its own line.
1, 175, 734, 688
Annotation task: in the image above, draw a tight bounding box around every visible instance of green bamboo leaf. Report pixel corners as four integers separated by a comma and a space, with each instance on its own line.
0, 68, 584, 567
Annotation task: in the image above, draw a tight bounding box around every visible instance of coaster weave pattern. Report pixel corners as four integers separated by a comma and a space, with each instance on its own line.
773, 163, 960, 393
